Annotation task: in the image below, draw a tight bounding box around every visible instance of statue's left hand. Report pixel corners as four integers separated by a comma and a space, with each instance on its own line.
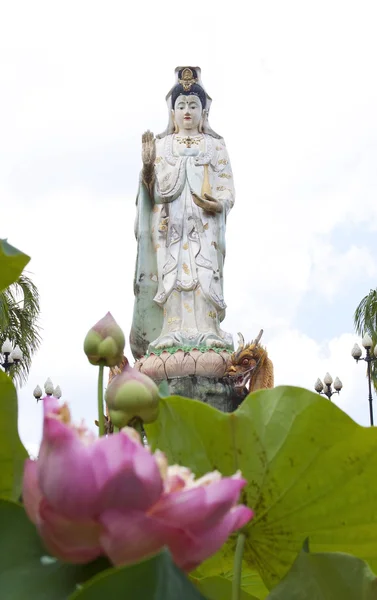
192, 192, 223, 214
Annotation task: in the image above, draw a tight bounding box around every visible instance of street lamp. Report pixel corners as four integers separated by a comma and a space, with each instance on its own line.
351, 334, 377, 426
33, 378, 62, 402
0, 338, 23, 373
314, 372, 343, 400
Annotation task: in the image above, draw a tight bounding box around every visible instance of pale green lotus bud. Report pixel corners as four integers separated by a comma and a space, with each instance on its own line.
105, 364, 159, 426
84, 312, 125, 367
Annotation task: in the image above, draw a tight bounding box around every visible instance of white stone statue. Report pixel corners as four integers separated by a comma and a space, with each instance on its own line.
130, 67, 235, 360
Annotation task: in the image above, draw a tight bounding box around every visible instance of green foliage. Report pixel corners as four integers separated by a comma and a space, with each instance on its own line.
354, 288, 377, 391
267, 540, 377, 599
1, 500, 203, 600
191, 575, 259, 599
354, 289, 377, 338
145, 386, 377, 592
0, 239, 30, 292
158, 379, 170, 398
0, 499, 111, 600
0, 273, 42, 386
0, 371, 28, 500
220, 567, 269, 599
70, 551, 206, 600
0, 239, 41, 385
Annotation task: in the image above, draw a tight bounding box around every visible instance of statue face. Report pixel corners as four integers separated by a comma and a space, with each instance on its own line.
174, 94, 203, 132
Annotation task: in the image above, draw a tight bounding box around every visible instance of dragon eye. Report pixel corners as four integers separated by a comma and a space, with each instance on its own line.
242, 358, 250, 366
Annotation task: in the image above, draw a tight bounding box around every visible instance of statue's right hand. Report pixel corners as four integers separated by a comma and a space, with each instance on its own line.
142, 130, 156, 167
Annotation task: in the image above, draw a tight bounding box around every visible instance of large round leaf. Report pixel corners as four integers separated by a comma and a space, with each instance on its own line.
191, 575, 259, 599
267, 541, 377, 599
0, 371, 28, 500
69, 551, 206, 600
0, 239, 30, 292
0, 500, 206, 600
0, 500, 110, 599
145, 386, 377, 590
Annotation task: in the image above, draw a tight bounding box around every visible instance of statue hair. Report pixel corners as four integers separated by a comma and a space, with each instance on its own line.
171, 83, 207, 110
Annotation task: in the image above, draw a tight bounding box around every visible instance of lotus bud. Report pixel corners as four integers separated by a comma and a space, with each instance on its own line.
84, 312, 125, 367
105, 363, 159, 427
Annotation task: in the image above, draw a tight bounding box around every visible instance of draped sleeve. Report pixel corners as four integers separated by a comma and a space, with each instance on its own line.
211, 138, 235, 217
129, 178, 163, 359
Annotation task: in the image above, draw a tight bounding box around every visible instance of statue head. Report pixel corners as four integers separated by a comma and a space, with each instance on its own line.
173, 94, 204, 134
157, 67, 221, 139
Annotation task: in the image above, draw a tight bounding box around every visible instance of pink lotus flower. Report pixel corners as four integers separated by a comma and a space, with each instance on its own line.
23, 396, 253, 571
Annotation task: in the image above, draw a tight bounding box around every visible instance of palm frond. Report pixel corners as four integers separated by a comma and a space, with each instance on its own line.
0, 273, 42, 386
354, 288, 377, 393
354, 288, 377, 337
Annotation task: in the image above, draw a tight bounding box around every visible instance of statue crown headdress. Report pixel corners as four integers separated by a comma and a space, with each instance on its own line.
178, 67, 198, 92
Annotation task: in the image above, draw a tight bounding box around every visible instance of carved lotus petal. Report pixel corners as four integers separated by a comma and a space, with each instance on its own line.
220, 351, 232, 368
141, 354, 165, 379
196, 350, 226, 378
159, 351, 171, 364
165, 350, 196, 378
134, 356, 146, 372
189, 349, 202, 363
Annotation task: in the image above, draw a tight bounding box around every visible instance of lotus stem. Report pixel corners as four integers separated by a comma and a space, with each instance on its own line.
128, 416, 146, 445
232, 532, 245, 600
97, 365, 105, 437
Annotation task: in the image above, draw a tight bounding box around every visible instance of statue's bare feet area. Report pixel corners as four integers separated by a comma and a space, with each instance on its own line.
205, 337, 227, 348
154, 336, 176, 350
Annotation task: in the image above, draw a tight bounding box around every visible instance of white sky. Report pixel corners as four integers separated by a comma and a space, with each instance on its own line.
1, 0, 377, 454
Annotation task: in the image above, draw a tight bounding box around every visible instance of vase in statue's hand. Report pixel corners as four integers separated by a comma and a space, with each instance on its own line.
191, 191, 223, 214
142, 130, 156, 188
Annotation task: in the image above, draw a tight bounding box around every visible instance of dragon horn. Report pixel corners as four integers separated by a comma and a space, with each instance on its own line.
253, 329, 263, 345
237, 332, 245, 351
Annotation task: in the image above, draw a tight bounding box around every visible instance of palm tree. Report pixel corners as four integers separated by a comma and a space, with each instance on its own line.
0, 273, 41, 386
354, 288, 377, 390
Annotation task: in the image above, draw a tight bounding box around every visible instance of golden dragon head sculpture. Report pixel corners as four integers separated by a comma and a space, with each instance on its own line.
225, 329, 274, 395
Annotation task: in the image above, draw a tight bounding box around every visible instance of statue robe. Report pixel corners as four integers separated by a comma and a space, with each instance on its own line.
130, 133, 235, 359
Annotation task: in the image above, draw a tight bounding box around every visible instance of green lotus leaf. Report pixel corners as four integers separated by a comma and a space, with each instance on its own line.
191, 575, 259, 599
0, 500, 205, 600
0, 371, 28, 500
145, 386, 377, 591
0, 239, 30, 292
267, 540, 377, 599
69, 550, 206, 600
0, 500, 111, 599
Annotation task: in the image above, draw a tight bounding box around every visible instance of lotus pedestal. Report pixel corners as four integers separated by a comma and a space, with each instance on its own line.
134, 349, 240, 412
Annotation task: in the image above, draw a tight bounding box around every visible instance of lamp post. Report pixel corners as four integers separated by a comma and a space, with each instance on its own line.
0, 338, 23, 373
314, 372, 343, 400
33, 378, 62, 402
351, 334, 377, 426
